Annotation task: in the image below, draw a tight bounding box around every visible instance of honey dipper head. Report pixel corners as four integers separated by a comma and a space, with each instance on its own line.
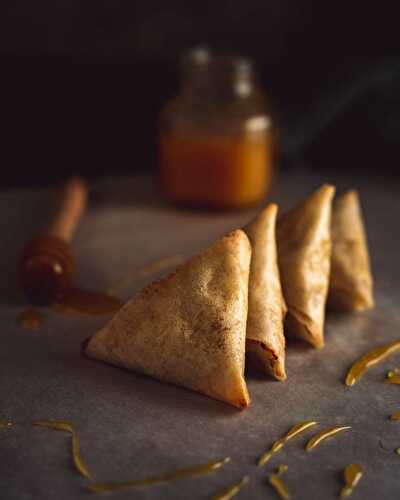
19, 235, 75, 305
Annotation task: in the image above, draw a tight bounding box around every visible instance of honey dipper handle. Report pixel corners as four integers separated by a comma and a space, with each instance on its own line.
47, 177, 88, 242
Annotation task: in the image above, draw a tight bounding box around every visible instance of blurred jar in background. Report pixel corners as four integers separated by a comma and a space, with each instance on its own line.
158, 48, 277, 210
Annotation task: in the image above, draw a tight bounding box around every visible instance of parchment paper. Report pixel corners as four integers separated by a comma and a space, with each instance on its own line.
1, 170, 400, 499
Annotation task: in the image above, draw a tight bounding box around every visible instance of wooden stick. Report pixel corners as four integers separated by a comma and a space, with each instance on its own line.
48, 177, 88, 242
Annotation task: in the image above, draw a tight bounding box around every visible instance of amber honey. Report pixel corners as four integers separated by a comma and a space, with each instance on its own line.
160, 131, 272, 209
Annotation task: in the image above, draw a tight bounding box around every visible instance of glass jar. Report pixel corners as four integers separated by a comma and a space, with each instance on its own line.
158, 48, 277, 210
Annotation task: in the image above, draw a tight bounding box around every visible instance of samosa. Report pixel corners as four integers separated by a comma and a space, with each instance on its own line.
328, 190, 374, 311
277, 184, 335, 348
85, 230, 251, 409
244, 204, 287, 380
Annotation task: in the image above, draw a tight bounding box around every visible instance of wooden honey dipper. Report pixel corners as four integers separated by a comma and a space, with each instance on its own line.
19, 177, 123, 316
19, 177, 88, 305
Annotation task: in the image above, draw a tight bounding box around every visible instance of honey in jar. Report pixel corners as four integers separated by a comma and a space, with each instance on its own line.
159, 48, 277, 210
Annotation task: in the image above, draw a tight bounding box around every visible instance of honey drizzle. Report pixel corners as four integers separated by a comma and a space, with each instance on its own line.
276, 464, 288, 475
54, 256, 185, 317
51, 286, 123, 317
211, 475, 250, 500
107, 255, 184, 296
17, 308, 43, 329
387, 368, 399, 378
87, 457, 230, 493
306, 426, 351, 451
0, 421, 13, 428
258, 421, 318, 466
386, 374, 400, 385
33, 420, 92, 479
345, 340, 400, 386
340, 464, 362, 498
268, 474, 290, 499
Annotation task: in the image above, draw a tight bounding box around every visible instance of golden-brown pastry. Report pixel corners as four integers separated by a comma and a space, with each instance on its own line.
244, 204, 287, 380
85, 230, 251, 409
328, 190, 374, 311
277, 184, 335, 348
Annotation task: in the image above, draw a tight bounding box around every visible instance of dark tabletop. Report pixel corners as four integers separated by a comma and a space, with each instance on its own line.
1, 171, 400, 499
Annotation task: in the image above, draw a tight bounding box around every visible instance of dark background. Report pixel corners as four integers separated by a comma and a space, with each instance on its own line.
1, 1, 399, 187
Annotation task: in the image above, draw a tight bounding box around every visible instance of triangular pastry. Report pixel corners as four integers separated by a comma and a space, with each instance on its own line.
277, 184, 335, 348
244, 204, 287, 380
85, 230, 251, 409
328, 190, 374, 311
